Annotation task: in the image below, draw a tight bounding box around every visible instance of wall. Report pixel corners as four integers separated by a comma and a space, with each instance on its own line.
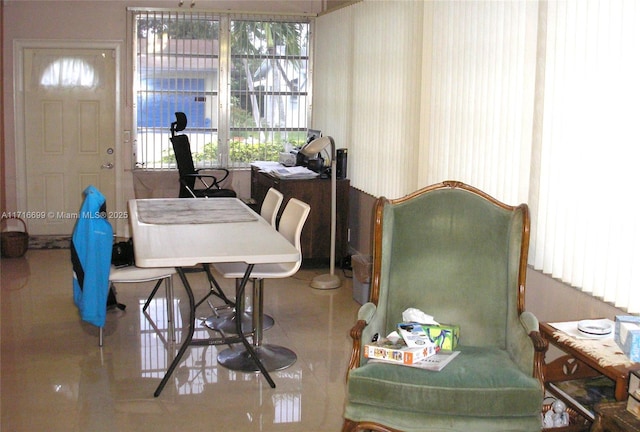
1, 0, 350, 229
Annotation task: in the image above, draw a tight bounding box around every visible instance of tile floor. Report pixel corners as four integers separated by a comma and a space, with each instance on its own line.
1, 249, 361, 432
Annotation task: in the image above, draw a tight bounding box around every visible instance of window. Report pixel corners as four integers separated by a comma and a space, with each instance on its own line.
133, 11, 311, 169
36, 56, 102, 89
229, 18, 311, 165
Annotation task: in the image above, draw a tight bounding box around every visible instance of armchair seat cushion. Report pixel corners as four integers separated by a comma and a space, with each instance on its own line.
347, 345, 542, 418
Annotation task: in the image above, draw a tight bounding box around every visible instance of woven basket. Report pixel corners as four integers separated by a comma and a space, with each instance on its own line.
542, 403, 591, 432
1, 217, 29, 258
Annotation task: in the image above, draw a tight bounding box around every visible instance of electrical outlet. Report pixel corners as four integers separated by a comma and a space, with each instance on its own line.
342, 255, 352, 270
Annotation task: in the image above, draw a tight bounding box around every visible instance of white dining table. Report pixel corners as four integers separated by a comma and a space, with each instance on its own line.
128, 198, 300, 397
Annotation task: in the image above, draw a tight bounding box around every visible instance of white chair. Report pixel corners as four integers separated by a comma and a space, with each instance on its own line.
103, 266, 177, 347
203, 188, 283, 333
213, 198, 311, 372
261, 187, 284, 227
71, 186, 178, 347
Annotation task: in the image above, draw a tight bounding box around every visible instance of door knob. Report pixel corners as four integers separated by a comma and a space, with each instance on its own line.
101, 163, 114, 169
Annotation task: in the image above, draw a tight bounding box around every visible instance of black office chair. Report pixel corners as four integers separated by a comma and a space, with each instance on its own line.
170, 112, 236, 198
169, 112, 237, 313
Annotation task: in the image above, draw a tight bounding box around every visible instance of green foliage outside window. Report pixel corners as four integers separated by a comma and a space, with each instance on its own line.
161, 132, 307, 166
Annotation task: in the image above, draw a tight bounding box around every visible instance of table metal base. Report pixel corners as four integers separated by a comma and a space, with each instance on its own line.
204, 311, 274, 335
218, 344, 297, 372
154, 264, 277, 397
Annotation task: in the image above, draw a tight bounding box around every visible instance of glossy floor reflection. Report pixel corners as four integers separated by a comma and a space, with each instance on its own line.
1, 249, 360, 432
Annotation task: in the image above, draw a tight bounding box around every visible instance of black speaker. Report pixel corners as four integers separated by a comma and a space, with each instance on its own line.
336, 148, 348, 179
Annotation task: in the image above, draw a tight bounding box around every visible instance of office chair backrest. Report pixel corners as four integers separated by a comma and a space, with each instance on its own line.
277, 198, 310, 253
171, 134, 196, 178
170, 112, 198, 197
261, 188, 284, 227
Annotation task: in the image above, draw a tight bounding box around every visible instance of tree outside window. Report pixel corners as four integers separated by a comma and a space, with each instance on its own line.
134, 12, 311, 169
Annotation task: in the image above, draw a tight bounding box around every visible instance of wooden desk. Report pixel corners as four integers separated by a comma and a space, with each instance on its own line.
251, 166, 349, 263
592, 402, 640, 432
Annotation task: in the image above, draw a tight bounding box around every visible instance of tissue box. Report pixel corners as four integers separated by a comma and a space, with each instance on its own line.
398, 323, 460, 351
615, 315, 640, 362
364, 340, 437, 365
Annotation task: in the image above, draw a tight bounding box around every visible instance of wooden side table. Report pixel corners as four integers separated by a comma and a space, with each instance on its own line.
592, 402, 640, 432
539, 322, 640, 428
540, 322, 639, 401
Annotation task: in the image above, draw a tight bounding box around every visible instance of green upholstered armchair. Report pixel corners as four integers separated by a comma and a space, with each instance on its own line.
343, 181, 548, 432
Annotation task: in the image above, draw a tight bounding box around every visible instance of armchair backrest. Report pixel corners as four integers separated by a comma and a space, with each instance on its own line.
371, 181, 529, 350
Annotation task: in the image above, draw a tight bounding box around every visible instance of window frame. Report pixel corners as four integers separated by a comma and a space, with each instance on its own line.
130, 9, 313, 170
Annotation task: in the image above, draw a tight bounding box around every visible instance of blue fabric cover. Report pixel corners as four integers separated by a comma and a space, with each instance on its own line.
71, 185, 113, 327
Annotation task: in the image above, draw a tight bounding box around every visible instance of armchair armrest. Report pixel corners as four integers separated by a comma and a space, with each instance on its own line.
346, 302, 380, 377
347, 319, 368, 374
358, 302, 377, 323
529, 330, 548, 389
519, 311, 548, 388
520, 311, 539, 333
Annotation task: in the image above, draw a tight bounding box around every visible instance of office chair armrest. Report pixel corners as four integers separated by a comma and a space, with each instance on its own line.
193, 168, 231, 188
197, 168, 231, 186
180, 173, 220, 191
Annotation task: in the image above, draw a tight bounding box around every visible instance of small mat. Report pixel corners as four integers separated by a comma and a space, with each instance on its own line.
137, 198, 258, 225
29, 235, 71, 249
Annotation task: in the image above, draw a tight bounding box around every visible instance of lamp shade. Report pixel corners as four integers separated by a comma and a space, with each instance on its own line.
300, 136, 335, 158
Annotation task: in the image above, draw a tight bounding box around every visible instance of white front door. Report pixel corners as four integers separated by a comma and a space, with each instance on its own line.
22, 47, 116, 235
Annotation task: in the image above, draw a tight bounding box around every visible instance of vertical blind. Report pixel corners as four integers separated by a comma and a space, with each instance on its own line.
315, 0, 640, 313
425, 1, 537, 205
530, 0, 640, 312
315, 1, 424, 199
312, 6, 352, 160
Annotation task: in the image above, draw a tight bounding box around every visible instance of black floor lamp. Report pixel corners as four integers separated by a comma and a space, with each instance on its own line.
300, 136, 341, 290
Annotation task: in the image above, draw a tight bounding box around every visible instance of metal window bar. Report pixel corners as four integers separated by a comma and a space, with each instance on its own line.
134, 11, 311, 169
135, 11, 220, 169
228, 15, 311, 167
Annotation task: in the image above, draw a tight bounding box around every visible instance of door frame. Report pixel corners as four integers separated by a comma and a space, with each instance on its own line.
13, 39, 123, 234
